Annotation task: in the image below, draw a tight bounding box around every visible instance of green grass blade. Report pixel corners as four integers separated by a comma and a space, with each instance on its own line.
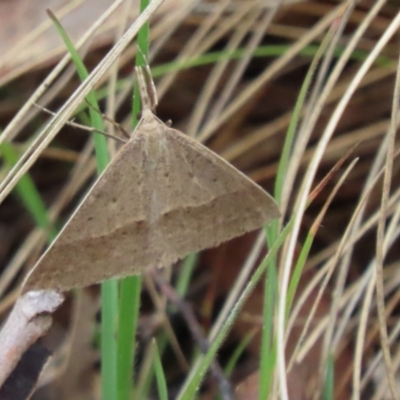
323, 354, 334, 400
258, 259, 278, 400
153, 340, 169, 400
117, 275, 142, 399
286, 229, 314, 318
175, 253, 198, 298
47, 11, 118, 400
46, 12, 109, 172
1, 142, 57, 241
136, 333, 169, 399
117, 1, 150, 398
151, 45, 392, 78
224, 330, 256, 378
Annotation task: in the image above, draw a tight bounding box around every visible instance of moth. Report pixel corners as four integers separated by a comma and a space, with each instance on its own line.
23, 67, 280, 292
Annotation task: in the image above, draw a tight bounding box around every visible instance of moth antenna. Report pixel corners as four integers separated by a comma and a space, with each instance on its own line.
84, 100, 130, 139
135, 65, 158, 112
34, 103, 127, 143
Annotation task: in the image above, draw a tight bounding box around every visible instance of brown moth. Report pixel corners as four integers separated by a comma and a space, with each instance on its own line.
23, 67, 280, 292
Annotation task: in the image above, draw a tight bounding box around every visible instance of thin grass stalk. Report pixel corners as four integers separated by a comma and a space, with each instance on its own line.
116, 1, 150, 398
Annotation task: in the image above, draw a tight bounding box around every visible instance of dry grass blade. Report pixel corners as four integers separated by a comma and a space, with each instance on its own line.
0, 0, 164, 207
198, 4, 343, 143
156, 0, 236, 100
0, 0, 127, 145
209, 9, 276, 124
0, 0, 87, 84
373, 28, 400, 400
143, 273, 189, 371
208, 230, 267, 342
187, 4, 263, 137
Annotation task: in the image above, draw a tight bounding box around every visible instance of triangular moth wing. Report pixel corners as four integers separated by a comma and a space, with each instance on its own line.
23, 114, 279, 292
